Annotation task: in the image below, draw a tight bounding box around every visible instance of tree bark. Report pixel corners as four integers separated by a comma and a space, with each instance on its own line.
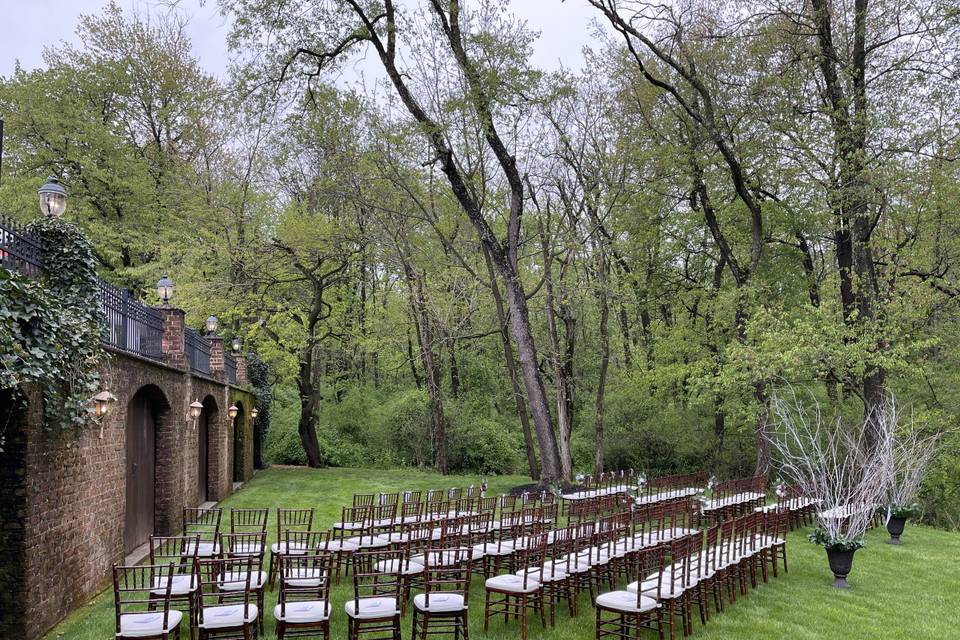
483, 245, 540, 480
594, 250, 611, 476
297, 355, 323, 468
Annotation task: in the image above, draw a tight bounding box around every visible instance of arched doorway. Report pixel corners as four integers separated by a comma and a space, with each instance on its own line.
233, 401, 245, 482
198, 396, 219, 503
124, 385, 169, 553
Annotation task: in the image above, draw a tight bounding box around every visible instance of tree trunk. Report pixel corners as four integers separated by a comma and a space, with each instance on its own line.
403, 259, 448, 474
483, 246, 539, 480
594, 252, 611, 476
541, 234, 575, 481
297, 356, 323, 468
503, 273, 565, 484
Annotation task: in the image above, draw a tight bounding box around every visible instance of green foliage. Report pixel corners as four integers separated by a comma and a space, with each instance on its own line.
808, 528, 866, 552
246, 351, 273, 450
0, 219, 105, 443
879, 503, 922, 520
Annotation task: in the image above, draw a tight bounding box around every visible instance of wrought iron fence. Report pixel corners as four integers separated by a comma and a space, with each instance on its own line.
224, 352, 238, 384
186, 328, 212, 375
98, 281, 164, 361
0, 215, 43, 277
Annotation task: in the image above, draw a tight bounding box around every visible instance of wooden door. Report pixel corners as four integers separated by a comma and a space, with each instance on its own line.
124, 393, 155, 553
197, 410, 208, 502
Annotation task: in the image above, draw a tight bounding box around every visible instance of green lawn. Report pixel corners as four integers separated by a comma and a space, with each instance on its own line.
46, 466, 960, 639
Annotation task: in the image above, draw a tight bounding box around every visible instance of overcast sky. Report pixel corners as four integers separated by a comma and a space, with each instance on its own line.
0, 0, 605, 83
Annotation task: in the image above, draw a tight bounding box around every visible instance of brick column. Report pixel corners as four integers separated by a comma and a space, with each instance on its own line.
235, 355, 248, 385
208, 336, 225, 381
159, 307, 188, 370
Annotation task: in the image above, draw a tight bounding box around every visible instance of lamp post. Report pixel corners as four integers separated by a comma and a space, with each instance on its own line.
38, 176, 68, 218
205, 315, 218, 337
228, 404, 239, 421
157, 274, 174, 305
231, 336, 241, 353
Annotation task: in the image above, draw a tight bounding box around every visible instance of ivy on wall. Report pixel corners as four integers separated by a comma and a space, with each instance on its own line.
246, 351, 272, 465
0, 218, 105, 446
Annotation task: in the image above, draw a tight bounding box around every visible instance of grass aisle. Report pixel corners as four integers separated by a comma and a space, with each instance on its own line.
46, 467, 960, 639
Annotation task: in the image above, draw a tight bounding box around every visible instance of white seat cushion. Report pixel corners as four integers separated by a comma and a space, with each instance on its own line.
626, 577, 686, 599
376, 558, 425, 576
325, 539, 359, 552
199, 604, 258, 629
195, 542, 220, 557
150, 574, 196, 596
119, 611, 183, 637
274, 600, 330, 623
344, 597, 399, 619
517, 566, 567, 583
485, 574, 540, 593
558, 556, 592, 573
474, 541, 514, 556
413, 592, 467, 613
284, 567, 327, 588
411, 550, 466, 567
272, 542, 310, 555
219, 570, 267, 591
595, 590, 659, 613
346, 535, 391, 549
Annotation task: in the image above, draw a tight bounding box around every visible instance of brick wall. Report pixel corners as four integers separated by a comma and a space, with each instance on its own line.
9, 349, 254, 640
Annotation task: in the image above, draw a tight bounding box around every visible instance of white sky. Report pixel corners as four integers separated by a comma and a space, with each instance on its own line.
0, 0, 605, 82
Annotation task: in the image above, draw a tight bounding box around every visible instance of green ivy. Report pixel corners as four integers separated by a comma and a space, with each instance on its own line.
807, 528, 866, 551
0, 218, 105, 445
246, 351, 273, 456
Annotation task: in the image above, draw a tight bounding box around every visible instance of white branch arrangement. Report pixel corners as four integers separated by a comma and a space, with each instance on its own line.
763, 387, 930, 549
871, 396, 940, 523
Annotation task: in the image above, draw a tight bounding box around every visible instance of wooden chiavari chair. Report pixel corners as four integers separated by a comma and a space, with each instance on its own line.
411, 546, 472, 640
195, 555, 259, 639
183, 507, 222, 558
484, 531, 547, 640
274, 549, 332, 640
148, 536, 200, 640
269, 508, 314, 590
113, 562, 182, 640
345, 550, 403, 640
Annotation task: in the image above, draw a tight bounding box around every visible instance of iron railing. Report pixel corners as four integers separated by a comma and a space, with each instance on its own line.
224, 352, 238, 384
98, 281, 164, 361
0, 215, 43, 277
185, 328, 212, 375
1, 216, 228, 376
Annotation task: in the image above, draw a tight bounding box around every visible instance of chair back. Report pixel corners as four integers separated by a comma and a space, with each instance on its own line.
113, 563, 177, 638
285, 529, 331, 554
278, 550, 331, 617
196, 556, 255, 625
353, 493, 375, 508
230, 508, 268, 535
421, 546, 472, 608
276, 508, 314, 541
148, 535, 199, 584
183, 507, 221, 547
351, 549, 403, 613
634, 543, 667, 608
221, 532, 266, 571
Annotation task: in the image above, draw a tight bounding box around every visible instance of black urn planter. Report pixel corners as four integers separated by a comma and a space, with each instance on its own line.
825, 547, 856, 588
886, 516, 907, 545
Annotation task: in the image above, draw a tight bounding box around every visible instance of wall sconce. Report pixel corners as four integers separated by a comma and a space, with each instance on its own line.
93, 390, 117, 417
188, 399, 203, 429
228, 405, 239, 420
93, 390, 117, 439
250, 407, 259, 420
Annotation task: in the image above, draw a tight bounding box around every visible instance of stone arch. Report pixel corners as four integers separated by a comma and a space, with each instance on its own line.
124, 384, 171, 554
198, 395, 219, 503
232, 400, 246, 483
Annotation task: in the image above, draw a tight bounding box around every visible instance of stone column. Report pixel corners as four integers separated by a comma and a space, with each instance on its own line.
208, 336, 225, 382
159, 307, 188, 370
